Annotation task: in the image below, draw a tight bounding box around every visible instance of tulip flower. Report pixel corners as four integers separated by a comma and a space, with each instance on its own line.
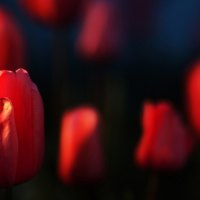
76, 1, 123, 61
19, 0, 87, 27
0, 68, 44, 187
58, 107, 105, 184
135, 102, 193, 170
186, 61, 200, 135
0, 9, 25, 70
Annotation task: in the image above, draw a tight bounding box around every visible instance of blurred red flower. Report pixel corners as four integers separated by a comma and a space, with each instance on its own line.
58, 107, 105, 184
135, 102, 193, 170
76, 1, 123, 61
0, 68, 44, 187
186, 61, 200, 135
19, 0, 87, 27
0, 9, 25, 70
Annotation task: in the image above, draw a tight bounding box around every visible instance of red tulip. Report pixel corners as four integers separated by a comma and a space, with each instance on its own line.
186, 61, 200, 134
19, 0, 87, 27
135, 102, 193, 170
0, 9, 25, 70
58, 107, 105, 184
76, 1, 123, 61
0, 68, 44, 187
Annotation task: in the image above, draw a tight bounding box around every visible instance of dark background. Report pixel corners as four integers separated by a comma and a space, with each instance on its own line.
1, 0, 200, 199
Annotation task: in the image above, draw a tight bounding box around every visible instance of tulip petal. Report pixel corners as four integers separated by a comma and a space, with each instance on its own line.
186, 62, 200, 133
0, 70, 16, 99
136, 103, 156, 167
77, 1, 122, 60
0, 68, 44, 185
58, 107, 105, 184
31, 83, 44, 174
0, 98, 18, 187
135, 102, 193, 170
151, 104, 175, 168
14, 69, 37, 183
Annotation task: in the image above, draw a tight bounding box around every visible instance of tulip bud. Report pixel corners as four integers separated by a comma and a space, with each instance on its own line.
58, 107, 105, 184
0, 9, 25, 70
0, 68, 44, 187
19, 0, 87, 27
76, 1, 123, 61
186, 61, 200, 135
135, 102, 193, 170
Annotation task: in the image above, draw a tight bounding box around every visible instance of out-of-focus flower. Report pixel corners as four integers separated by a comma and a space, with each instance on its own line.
58, 107, 105, 184
0, 9, 25, 70
0, 68, 44, 187
76, 1, 123, 61
186, 61, 200, 135
19, 0, 87, 27
135, 102, 193, 170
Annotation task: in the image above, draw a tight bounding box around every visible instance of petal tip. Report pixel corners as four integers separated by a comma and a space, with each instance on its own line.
0, 70, 14, 78
16, 68, 28, 74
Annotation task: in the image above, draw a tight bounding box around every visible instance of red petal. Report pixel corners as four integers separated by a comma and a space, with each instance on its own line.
58, 107, 105, 184
186, 62, 200, 134
135, 102, 156, 167
14, 69, 38, 183
0, 98, 18, 187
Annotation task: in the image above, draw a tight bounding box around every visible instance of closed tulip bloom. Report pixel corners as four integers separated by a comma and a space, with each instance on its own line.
0, 68, 44, 187
135, 102, 193, 170
19, 0, 86, 27
0, 9, 25, 70
186, 61, 200, 134
58, 107, 105, 184
76, 1, 123, 61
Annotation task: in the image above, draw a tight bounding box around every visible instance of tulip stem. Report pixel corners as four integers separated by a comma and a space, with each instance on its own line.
5, 188, 13, 200
146, 172, 158, 200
